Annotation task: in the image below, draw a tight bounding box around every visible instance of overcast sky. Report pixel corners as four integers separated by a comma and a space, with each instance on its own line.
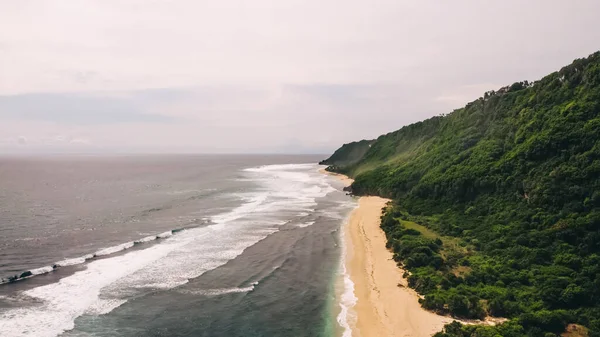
0, 0, 599, 153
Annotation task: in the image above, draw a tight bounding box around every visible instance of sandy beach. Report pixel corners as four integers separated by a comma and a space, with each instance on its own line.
324, 169, 454, 337
346, 197, 454, 337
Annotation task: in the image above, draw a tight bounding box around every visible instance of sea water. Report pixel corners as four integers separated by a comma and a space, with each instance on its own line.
0, 155, 356, 337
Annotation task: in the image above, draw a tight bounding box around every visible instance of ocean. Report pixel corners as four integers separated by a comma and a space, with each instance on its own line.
0, 155, 356, 337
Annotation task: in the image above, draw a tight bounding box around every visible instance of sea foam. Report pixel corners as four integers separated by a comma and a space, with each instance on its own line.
179, 282, 259, 296
336, 202, 359, 337
297, 221, 316, 228
30, 266, 54, 275
94, 242, 135, 257
135, 235, 158, 244
54, 254, 94, 267
0, 163, 337, 337
156, 231, 173, 239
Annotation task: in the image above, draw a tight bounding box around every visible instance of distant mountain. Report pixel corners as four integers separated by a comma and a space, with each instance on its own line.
323, 51, 600, 337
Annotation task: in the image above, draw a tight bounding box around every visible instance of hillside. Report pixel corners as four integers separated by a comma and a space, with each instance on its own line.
323, 51, 600, 337
319, 139, 374, 169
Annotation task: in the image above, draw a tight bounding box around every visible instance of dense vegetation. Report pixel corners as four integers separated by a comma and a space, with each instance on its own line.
324, 52, 600, 337
319, 139, 373, 169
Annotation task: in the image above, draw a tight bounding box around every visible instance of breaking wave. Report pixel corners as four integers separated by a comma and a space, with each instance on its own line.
178, 282, 259, 297
0, 227, 196, 285
0, 163, 341, 337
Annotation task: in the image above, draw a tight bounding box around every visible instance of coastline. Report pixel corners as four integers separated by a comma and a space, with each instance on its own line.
323, 169, 454, 337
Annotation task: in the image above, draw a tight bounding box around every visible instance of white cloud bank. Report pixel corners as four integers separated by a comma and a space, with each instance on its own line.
0, 0, 599, 153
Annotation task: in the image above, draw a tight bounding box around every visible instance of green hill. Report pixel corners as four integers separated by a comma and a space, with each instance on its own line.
319, 139, 374, 169
323, 51, 600, 337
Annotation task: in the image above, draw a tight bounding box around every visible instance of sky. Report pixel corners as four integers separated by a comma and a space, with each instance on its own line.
0, 0, 599, 154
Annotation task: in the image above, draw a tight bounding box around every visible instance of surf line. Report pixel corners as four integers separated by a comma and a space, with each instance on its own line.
0, 224, 204, 285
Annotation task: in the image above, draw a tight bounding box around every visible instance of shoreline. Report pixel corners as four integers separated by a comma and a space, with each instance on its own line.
323, 169, 454, 337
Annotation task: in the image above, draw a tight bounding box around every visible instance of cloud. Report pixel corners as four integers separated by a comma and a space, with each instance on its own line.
0, 93, 176, 125
69, 138, 90, 145
48, 135, 91, 145
17, 136, 27, 145
0, 1, 599, 152
1, 1, 599, 94
0, 83, 443, 153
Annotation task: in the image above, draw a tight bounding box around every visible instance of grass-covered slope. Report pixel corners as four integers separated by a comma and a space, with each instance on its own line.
325, 51, 600, 337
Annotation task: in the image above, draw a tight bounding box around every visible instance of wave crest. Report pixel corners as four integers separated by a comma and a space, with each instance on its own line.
179, 282, 259, 296
0, 229, 189, 285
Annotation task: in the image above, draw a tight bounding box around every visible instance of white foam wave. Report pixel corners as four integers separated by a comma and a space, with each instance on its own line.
94, 242, 135, 257
211, 194, 267, 225
337, 203, 359, 337
179, 282, 258, 296
156, 231, 173, 239
338, 261, 358, 337
0, 238, 189, 337
54, 255, 93, 267
14, 231, 181, 279
182, 286, 256, 296
319, 210, 344, 220
85, 299, 127, 315
135, 235, 158, 244
297, 221, 315, 228
29, 266, 54, 275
